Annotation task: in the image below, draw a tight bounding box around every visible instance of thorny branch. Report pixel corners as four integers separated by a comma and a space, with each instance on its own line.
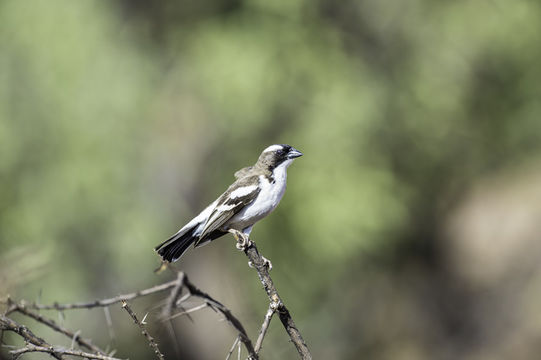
158, 272, 258, 359
254, 302, 277, 354
184, 276, 257, 359
225, 336, 240, 360
9, 344, 119, 360
1, 238, 311, 359
28, 279, 181, 311
5, 298, 107, 355
0, 314, 121, 360
121, 300, 164, 360
239, 235, 312, 359
1, 271, 258, 359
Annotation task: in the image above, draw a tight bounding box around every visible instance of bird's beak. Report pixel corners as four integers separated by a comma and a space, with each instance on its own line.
287, 148, 303, 159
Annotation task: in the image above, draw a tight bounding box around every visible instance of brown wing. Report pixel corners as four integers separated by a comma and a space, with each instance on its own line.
196, 176, 261, 245
234, 166, 254, 179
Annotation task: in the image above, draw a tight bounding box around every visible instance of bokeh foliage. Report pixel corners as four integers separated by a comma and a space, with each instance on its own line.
2, 0, 541, 359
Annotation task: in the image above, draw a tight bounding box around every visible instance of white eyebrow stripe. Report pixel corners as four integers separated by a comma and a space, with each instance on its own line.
263, 144, 283, 152
230, 185, 258, 198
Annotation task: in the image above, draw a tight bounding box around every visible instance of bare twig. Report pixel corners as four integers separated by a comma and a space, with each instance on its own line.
162, 271, 184, 318
181, 274, 258, 360
157, 272, 258, 359
0, 313, 49, 347
29, 279, 180, 311
175, 292, 191, 306
167, 303, 208, 320
5, 299, 107, 355
241, 238, 312, 359
160, 271, 185, 357
3, 271, 260, 360
225, 336, 240, 360
0, 314, 121, 360
237, 336, 242, 360
9, 344, 122, 360
254, 302, 277, 354
121, 300, 164, 360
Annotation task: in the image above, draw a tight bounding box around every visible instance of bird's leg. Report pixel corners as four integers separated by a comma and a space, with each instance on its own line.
228, 229, 272, 270
228, 228, 253, 250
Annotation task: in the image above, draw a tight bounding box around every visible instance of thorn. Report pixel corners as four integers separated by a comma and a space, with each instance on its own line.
154, 261, 168, 274
142, 313, 148, 325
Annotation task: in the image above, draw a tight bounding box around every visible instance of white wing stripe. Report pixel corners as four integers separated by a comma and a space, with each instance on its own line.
230, 185, 258, 199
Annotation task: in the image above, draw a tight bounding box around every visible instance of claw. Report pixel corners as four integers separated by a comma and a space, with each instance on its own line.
229, 229, 252, 251
227, 229, 270, 270
261, 256, 272, 271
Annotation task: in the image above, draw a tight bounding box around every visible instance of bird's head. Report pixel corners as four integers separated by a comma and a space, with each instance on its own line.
257, 144, 303, 171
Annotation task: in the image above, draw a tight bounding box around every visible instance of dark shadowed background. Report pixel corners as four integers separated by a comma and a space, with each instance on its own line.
2, 0, 541, 359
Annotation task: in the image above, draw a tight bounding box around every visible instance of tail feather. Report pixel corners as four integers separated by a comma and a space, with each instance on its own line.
155, 225, 228, 263
155, 226, 198, 262
194, 229, 228, 248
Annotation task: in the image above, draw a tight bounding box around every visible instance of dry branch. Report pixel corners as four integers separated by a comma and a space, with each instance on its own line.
29, 280, 180, 311
5, 298, 106, 355
9, 344, 121, 360
1, 238, 310, 360
2, 271, 258, 359
181, 273, 258, 360
0, 314, 121, 360
121, 300, 164, 360
241, 239, 312, 359
254, 302, 276, 354
225, 336, 240, 360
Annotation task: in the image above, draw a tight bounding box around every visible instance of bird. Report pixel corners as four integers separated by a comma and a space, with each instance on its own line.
154, 144, 303, 264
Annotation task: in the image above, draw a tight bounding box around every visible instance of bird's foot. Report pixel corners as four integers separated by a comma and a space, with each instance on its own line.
248, 256, 272, 271
228, 229, 253, 251
261, 256, 273, 271
236, 236, 253, 250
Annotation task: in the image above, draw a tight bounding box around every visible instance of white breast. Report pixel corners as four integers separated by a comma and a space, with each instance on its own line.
229, 159, 292, 230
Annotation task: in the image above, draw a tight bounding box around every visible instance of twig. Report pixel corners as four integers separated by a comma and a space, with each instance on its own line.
162, 272, 184, 318
237, 336, 241, 360
29, 279, 180, 311
5, 299, 107, 355
121, 300, 164, 360
254, 302, 277, 353
182, 274, 258, 360
9, 344, 122, 360
175, 292, 191, 306
167, 303, 208, 320
0, 314, 49, 347
160, 270, 186, 358
242, 239, 312, 359
3, 271, 258, 359
0, 314, 121, 360
225, 336, 240, 360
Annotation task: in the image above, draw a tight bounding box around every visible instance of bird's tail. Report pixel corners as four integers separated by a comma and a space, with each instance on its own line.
155, 226, 199, 263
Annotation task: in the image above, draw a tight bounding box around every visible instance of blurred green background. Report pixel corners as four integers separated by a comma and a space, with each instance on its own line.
2, 0, 541, 359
